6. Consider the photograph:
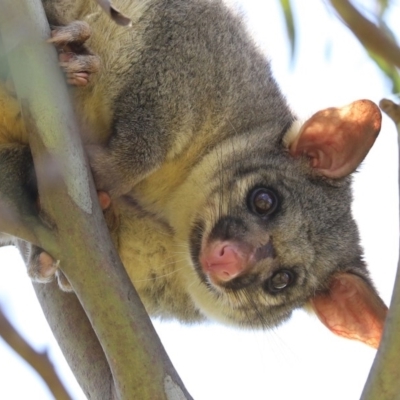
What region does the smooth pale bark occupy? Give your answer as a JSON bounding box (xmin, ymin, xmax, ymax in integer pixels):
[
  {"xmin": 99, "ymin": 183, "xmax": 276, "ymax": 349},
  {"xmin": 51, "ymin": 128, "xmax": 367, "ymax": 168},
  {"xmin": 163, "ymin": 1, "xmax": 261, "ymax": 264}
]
[
  {"xmin": 0, "ymin": 1, "xmax": 192, "ymax": 399},
  {"xmin": 361, "ymin": 99, "xmax": 400, "ymax": 400}
]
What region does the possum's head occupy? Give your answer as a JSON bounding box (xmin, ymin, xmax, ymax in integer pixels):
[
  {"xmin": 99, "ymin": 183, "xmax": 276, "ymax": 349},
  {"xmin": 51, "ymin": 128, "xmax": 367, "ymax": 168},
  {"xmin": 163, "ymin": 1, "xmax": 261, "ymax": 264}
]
[{"xmin": 182, "ymin": 100, "xmax": 387, "ymax": 348}]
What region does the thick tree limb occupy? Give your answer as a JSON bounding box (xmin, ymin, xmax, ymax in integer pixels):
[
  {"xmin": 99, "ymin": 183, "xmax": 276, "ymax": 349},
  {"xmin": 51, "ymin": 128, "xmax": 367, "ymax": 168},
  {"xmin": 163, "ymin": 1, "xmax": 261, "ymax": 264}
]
[
  {"xmin": 0, "ymin": 204, "xmax": 42, "ymax": 246},
  {"xmin": 0, "ymin": 1, "xmax": 192, "ymax": 399},
  {"xmin": 361, "ymin": 99, "xmax": 400, "ymax": 400},
  {"xmin": 19, "ymin": 250, "xmax": 118, "ymax": 400}
]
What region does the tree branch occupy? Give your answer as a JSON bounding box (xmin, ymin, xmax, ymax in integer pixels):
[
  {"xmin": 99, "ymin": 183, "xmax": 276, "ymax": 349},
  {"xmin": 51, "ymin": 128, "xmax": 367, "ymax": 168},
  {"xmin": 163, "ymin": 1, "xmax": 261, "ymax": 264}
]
[
  {"xmin": 0, "ymin": 202, "xmax": 41, "ymax": 246},
  {"xmin": 329, "ymin": 0, "xmax": 400, "ymax": 68},
  {"xmin": 0, "ymin": 304, "xmax": 73, "ymax": 400},
  {"xmin": 0, "ymin": 1, "xmax": 192, "ymax": 399},
  {"xmin": 361, "ymin": 99, "xmax": 400, "ymax": 400}
]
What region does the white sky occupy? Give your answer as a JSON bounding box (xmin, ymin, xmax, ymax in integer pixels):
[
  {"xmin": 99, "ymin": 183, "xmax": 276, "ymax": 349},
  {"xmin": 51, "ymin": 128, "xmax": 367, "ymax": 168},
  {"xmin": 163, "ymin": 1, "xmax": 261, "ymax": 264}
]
[{"xmin": 1, "ymin": 1, "xmax": 399, "ymax": 399}]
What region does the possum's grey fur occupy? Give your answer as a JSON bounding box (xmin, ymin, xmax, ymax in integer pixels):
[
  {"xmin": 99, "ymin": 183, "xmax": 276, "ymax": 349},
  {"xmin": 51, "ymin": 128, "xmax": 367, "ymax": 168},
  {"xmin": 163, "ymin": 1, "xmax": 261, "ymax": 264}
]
[{"xmin": 0, "ymin": 0, "xmax": 385, "ymax": 335}]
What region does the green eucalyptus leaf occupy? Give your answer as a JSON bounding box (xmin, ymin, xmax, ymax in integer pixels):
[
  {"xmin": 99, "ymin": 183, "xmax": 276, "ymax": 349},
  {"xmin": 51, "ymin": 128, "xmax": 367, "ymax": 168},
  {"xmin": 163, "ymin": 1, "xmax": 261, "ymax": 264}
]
[
  {"xmin": 378, "ymin": 0, "xmax": 390, "ymax": 18},
  {"xmin": 279, "ymin": 0, "xmax": 296, "ymax": 62},
  {"xmin": 367, "ymin": 49, "xmax": 400, "ymax": 93}
]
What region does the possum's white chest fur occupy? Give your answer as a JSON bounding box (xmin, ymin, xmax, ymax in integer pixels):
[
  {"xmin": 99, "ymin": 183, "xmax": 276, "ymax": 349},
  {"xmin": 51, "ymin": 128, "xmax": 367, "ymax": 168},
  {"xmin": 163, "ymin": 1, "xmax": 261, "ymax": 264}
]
[{"xmin": 116, "ymin": 197, "xmax": 204, "ymax": 322}]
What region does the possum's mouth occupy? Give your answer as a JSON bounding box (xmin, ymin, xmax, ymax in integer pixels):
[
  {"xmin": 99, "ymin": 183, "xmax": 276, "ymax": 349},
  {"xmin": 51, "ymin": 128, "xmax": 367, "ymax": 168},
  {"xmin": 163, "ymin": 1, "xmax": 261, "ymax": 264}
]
[
  {"xmin": 189, "ymin": 218, "xmax": 208, "ymax": 284},
  {"xmin": 189, "ymin": 216, "xmax": 277, "ymax": 291},
  {"xmin": 188, "ymin": 217, "xmax": 251, "ymax": 287}
]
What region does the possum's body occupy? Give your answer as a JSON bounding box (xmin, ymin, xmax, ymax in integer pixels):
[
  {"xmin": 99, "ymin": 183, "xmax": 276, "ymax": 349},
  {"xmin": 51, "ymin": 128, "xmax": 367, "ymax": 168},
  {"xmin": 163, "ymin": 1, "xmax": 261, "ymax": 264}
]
[
  {"xmin": 44, "ymin": 0, "xmax": 298, "ymax": 325},
  {"xmin": 0, "ymin": 0, "xmax": 387, "ymax": 343}
]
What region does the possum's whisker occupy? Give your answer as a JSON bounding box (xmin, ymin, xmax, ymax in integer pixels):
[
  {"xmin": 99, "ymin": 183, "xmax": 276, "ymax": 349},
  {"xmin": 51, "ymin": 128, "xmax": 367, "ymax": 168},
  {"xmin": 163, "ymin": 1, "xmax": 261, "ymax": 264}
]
[
  {"xmin": 215, "ymin": 143, "xmax": 225, "ymax": 222},
  {"xmin": 131, "ymin": 261, "xmax": 188, "ymax": 283},
  {"xmin": 186, "ymin": 278, "xmax": 202, "ymax": 292},
  {"xmin": 152, "ymin": 228, "xmax": 174, "ymax": 237},
  {"xmin": 172, "ymin": 244, "xmax": 189, "ymax": 254},
  {"xmin": 171, "ymin": 240, "xmax": 190, "ymax": 249},
  {"xmin": 226, "ymin": 117, "xmax": 239, "ymax": 136},
  {"xmin": 242, "ymin": 289, "xmax": 269, "ymax": 330},
  {"xmin": 228, "ymin": 134, "xmax": 238, "ymax": 215},
  {"xmin": 231, "ymin": 290, "xmax": 260, "ymax": 330},
  {"xmin": 169, "ymin": 251, "xmax": 189, "ymax": 256},
  {"xmin": 158, "ymin": 256, "xmax": 188, "ymax": 268},
  {"xmin": 234, "ymin": 289, "xmax": 257, "ymax": 329}
]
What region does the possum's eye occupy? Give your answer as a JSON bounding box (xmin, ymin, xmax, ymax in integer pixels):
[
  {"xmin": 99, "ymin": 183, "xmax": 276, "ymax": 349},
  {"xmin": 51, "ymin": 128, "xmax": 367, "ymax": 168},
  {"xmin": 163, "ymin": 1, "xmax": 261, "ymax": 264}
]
[
  {"xmin": 248, "ymin": 187, "xmax": 278, "ymax": 216},
  {"xmin": 265, "ymin": 270, "xmax": 295, "ymax": 293}
]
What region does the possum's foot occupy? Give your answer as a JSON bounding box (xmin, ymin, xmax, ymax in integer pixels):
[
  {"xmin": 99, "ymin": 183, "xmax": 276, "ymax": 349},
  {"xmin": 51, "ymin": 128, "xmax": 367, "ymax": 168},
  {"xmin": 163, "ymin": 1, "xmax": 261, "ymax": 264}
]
[
  {"xmin": 27, "ymin": 248, "xmax": 74, "ymax": 292},
  {"xmin": 28, "ymin": 190, "xmax": 115, "ymax": 291},
  {"xmin": 48, "ymin": 21, "xmax": 91, "ymax": 45},
  {"xmin": 28, "ymin": 248, "xmax": 59, "ymax": 283},
  {"xmin": 58, "ymin": 53, "xmax": 100, "ymax": 86},
  {"xmin": 27, "ymin": 246, "xmax": 75, "ymax": 291},
  {"xmin": 48, "ymin": 21, "xmax": 100, "ymax": 87}
]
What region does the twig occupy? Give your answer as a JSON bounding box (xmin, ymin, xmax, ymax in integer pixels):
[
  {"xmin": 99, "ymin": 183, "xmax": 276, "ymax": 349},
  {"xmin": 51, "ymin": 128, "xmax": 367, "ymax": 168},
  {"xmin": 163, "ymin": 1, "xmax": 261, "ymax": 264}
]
[
  {"xmin": 0, "ymin": 305, "xmax": 73, "ymax": 400},
  {"xmin": 329, "ymin": 0, "xmax": 400, "ymax": 68},
  {"xmin": 380, "ymin": 99, "xmax": 400, "ymax": 127}
]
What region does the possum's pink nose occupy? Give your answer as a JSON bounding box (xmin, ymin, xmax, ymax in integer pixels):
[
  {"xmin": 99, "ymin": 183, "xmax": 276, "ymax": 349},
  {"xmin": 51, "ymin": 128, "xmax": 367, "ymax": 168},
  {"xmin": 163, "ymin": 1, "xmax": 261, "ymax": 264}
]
[{"xmin": 200, "ymin": 242, "xmax": 246, "ymax": 282}]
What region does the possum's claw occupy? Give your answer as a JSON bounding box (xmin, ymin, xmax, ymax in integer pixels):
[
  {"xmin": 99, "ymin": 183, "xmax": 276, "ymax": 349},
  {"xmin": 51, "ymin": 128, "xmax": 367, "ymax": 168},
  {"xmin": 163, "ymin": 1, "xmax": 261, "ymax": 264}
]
[
  {"xmin": 49, "ymin": 21, "xmax": 100, "ymax": 87},
  {"xmin": 48, "ymin": 21, "xmax": 91, "ymax": 46},
  {"xmin": 59, "ymin": 53, "xmax": 100, "ymax": 86},
  {"xmin": 55, "ymin": 269, "xmax": 73, "ymax": 292}
]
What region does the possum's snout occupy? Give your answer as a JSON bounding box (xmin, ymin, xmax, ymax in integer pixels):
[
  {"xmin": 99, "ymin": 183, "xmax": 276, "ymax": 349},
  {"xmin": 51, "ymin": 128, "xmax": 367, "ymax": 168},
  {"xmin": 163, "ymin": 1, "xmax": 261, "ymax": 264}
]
[
  {"xmin": 191, "ymin": 212, "xmax": 279, "ymax": 288},
  {"xmin": 200, "ymin": 241, "xmax": 251, "ymax": 282},
  {"xmin": 200, "ymin": 240, "xmax": 276, "ymax": 285}
]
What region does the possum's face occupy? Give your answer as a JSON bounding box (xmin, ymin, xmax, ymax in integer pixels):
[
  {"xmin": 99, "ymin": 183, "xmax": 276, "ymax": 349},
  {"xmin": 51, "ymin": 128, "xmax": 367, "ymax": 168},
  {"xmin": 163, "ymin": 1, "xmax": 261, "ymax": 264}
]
[
  {"xmin": 186, "ymin": 147, "xmax": 364, "ymax": 329},
  {"xmin": 182, "ymin": 100, "xmax": 383, "ymax": 329}
]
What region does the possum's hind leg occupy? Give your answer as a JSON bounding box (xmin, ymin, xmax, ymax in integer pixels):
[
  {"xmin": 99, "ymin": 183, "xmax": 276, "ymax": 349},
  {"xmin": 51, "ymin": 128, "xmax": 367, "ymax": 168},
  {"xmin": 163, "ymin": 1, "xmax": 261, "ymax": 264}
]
[
  {"xmin": 28, "ymin": 248, "xmax": 72, "ymax": 292},
  {"xmin": 27, "ymin": 190, "xmax": 116, "ymax": 292},
  {"xmin": 28, "ymin": 247, "xmax": 59, "ymax": 283},
  {"xmin": 48, "ymin": 21, "xmax": 100, "ymax": 86},
  {"xmin": 0, "ymin": 145, "xmax": 56, "ymax": 287}
]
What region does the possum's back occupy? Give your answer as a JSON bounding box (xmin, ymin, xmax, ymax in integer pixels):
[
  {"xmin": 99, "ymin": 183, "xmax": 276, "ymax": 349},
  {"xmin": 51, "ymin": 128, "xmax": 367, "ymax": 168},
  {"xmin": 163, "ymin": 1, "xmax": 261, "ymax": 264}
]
[{"xmin": 45, "ymin": 0, "xmax": 293, "ymax": 149}]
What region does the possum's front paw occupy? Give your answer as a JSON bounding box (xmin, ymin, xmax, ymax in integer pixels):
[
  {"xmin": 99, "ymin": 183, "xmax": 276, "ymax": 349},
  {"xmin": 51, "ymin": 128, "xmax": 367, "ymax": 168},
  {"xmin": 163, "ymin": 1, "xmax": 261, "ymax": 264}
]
[{"xmin": 48, "ymin": 21, "xmax": 100, "ymax": 87}]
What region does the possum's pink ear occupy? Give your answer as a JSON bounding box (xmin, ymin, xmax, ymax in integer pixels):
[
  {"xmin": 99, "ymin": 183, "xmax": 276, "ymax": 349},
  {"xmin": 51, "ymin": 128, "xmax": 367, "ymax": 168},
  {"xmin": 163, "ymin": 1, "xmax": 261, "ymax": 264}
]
[
  {"xmin": 288, "ymin": 100, "xmax": 381, "ymax": 178},
  {"xmin": 310, "ymin": 273, "xmax": 387, "ymax": 348}
]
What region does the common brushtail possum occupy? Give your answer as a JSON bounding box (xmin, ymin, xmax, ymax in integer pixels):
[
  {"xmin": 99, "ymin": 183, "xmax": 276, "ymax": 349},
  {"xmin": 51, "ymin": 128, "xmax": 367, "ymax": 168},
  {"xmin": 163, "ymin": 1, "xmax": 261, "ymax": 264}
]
[{"xmin": 0, "ymin": 0, "xmax": 387, "ymax": 347}]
